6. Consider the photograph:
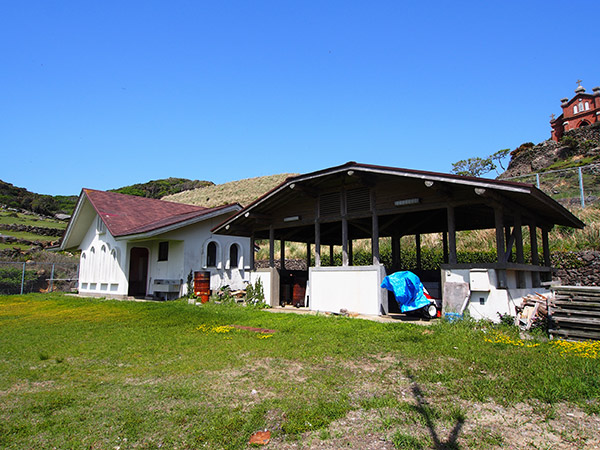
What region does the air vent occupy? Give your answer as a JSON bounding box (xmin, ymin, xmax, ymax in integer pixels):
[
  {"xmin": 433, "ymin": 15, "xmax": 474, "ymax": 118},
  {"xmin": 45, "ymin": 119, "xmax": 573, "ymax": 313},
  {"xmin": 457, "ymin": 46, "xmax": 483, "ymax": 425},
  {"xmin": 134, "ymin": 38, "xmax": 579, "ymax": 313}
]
[
  {"xmin": 319, "ymin": 192, "xmax": 340, "ymax": 216},
  {"xmin": 346, "ymin": 188, "xmax": 371, "ymax": 213}
]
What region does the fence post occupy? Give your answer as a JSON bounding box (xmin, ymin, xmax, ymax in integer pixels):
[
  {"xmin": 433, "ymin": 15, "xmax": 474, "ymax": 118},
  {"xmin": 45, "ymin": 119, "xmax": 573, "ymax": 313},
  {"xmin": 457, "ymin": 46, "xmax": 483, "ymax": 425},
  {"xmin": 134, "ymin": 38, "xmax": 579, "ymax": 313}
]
[
  {"xmin": 49, "ymin": 263, "xmax": 55, "ymax": 293},
  {"xmin": 578, "ymin": 166, "xmax": 585, "ymax": 208},
  {"xmin": 20, "ymin": 263, "xmax": 26, "ymax": 295}
]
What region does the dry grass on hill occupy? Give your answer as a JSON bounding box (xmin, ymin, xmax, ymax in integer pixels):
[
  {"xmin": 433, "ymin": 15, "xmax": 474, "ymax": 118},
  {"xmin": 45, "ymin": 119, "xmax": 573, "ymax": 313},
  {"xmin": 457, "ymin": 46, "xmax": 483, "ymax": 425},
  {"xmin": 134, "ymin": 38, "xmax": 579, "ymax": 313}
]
[{"xmin": 162, "ymin": 173, "xmax": 297, "ymax": 208}]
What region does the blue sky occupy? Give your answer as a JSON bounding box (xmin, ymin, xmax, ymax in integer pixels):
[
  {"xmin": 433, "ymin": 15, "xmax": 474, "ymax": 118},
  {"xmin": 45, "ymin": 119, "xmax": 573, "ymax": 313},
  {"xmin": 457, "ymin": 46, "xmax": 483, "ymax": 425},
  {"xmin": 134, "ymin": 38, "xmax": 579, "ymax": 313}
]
[{"xmin": 1, "ymin": 1, "xmax": 599, "ymax": 196}]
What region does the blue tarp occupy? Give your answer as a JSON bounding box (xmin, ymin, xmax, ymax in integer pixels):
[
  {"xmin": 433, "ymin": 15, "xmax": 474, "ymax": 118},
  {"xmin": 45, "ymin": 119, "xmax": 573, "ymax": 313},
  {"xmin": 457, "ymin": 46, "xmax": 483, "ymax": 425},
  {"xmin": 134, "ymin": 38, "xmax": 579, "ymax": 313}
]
[{"xmin": 381, "ymin": 271, "xmax": 431, "ymax": 313}]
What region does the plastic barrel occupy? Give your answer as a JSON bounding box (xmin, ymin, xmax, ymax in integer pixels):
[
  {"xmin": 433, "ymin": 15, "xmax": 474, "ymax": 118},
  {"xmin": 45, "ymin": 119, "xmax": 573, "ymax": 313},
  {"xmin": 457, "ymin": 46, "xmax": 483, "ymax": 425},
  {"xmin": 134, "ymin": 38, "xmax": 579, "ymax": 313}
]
[{"xmin": 194, "ymin": 271, "xmax": 211, "ymax": 303}]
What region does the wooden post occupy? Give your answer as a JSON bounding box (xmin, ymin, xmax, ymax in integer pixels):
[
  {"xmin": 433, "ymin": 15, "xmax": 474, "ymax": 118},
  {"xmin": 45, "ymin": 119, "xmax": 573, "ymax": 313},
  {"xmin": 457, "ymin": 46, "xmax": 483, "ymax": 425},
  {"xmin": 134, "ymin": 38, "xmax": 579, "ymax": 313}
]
[
  {"xmin": 280, "ymin": 240, "xmax": 285, "ymax": 271},
  {"xmin": 371, "ymin": 190, "xmax": 380, "ymax": 265},
  {"xmin": 372, "ymin": 215, "xmax": 380, "ymax": 265},
  {"xmin": 442, "ymin": 232, "xmax": 448, "ymax": 264},
  {"xmin": 494, "ymin": 207, "xmax": 506, "ymax": 263},
  {"xmin": 447, "ymin": 206, "xmax": 457, "ymax": 265},
  {"xmin": 392, "ymin": 233, "xmax": 400, "ymax": 271},
  {"xmin": 342, "ymin": 218, "xmax": 349, "ymax": 266},
  {"xmin": 542, "ymin": 227, "xmax": 551, "ymax": 267},
  {"xmin": 306, "ymin": 242, "xmax": 311, "ymax": 269},
  {"xmin": 315, "ymin": 222, "xmax": 321, "ymax": 267},
  {"xmin": 348, "ymin": 239, "xmax": 353, "ymax": 266},
  {"xmin": 250, "ymin": 233, "xmax": 255, "ymax": 271},
  {"xmin": 514, "ymin": 215, "xmax": 524, "ymax": 263},
  {"xmin": 416, "ymin": 234, "xmax": 422, "ymax": 270},
  {"xmin": 514, "ymin": 213, "xmax": 524, "ymax": 288},
  {"xmin": 341, "ymin": 188, "xmax": 349, "ymax": 266},
  {"xmin": 269, "ymin": 226, "xmax": 275, "ymax": 268},
  {"xmin": 505, "ymin": 225, "xmax": 512, "ymax": 260},
  {"xmin": 529, "ymin": 223, "xmax": 540, "ymax": 287},
  {"xmin": 494, "ymin": 206, "xmax": 507, "ymax": 288}
]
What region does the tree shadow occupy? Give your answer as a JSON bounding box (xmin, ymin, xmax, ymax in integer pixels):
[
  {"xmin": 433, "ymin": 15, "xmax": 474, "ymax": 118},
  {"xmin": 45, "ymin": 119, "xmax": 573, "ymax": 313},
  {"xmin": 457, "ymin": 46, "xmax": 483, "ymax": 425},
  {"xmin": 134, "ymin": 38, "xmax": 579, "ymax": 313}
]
[{"xmin": 406, "ymin": 370, "xmax": 465, "ymax": 450}]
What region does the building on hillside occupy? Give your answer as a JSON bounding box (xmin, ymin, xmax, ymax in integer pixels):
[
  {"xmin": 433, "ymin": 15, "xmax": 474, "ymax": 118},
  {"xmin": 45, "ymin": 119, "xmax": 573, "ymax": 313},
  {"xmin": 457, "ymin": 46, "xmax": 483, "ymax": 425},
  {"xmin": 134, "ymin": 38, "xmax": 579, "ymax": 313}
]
[
  {"xmin": 214, "ymin": 162, "xmax": 584, "ymax": 322},
  {"xmin": 59, "ymin": 189, "xmax": 251, "ymax": 299},
  {"xmin": 550, "ymin": 81, "xmax": 600, "ymax": 141}
]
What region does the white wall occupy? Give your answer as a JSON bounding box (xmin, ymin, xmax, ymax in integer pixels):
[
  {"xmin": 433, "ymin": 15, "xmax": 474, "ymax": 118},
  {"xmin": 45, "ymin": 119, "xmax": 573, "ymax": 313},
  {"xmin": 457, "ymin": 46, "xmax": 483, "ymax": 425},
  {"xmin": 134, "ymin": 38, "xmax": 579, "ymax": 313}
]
[
  {"xmin": 442, "ymin": 268, "xmax": 550, "ymax": 322},
  {"xmin": 77, "ymin": 212, "xmax": 251, "ymax": 299},
  {"xmin": 78, "ymin": 217, "xmax": 128, "ymax": 296},
  {"xmin": 309, "ymin": 265, "xmax": 387, "ymax": 316},
  {"xmin": 149, "ymin": 216, "xmax": 251, "ymax": 295}
]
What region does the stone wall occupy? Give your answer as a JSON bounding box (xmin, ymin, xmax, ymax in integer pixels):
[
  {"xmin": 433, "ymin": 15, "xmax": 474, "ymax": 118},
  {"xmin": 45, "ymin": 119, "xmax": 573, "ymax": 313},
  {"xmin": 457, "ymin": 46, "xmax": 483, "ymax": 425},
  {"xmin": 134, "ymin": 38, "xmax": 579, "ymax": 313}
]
[
  {"xmin": 0, "ymin": 223, "xmax": 64, "ymax": 237},
  {"xmin": 554, "ymin": 250, "xmax": 600, "ymax": 286}
]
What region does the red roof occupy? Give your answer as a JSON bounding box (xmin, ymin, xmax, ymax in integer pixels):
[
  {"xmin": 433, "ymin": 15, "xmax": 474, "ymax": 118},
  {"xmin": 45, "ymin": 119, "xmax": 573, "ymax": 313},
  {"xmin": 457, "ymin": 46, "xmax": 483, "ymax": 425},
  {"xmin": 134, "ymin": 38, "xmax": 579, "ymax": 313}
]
[{"xmin": 83, "ymin": 189, "xmax": 235, "ymax": 237}]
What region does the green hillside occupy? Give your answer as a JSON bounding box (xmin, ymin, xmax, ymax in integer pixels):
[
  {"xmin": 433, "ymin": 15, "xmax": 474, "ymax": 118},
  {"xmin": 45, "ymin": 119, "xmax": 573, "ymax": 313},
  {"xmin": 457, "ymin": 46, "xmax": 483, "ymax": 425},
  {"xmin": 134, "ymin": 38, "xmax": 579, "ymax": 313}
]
[
  {"xmin": 0, "ymin": 180, "xmax": 78, "ymax": 217},
  {"xmin": 163, "ymin": 173, "xmax": 296, "ymax": 208},
  {"xmin": 110, "ymin": 177, "xmax": 214, "ymax": 199}
]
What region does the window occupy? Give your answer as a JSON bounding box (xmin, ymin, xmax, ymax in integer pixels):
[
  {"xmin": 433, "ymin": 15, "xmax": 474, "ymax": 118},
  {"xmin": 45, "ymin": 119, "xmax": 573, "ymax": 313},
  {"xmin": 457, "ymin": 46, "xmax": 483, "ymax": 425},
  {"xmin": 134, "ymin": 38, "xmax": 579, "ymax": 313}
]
[
  {"xmin": 574, "ymin": 105, "xmax": 578, "ymax": 114},
  {"xmin": 96, "ymin": 216, "xmax": 105, "ymax": 234},
  {"xmin": 229, "ymin": 244, "xmax": 239, "ymax": 269},
  {"xmin": 158, "ymin": 242, "xmax": 169, "ymax": 261},
  {"xmin": 207, "ymin": 241, "xmax": 217, "ymax": 267},
  {"xmin": 585, "ymin": 102, "xmax": 590, "ymax": 111}
]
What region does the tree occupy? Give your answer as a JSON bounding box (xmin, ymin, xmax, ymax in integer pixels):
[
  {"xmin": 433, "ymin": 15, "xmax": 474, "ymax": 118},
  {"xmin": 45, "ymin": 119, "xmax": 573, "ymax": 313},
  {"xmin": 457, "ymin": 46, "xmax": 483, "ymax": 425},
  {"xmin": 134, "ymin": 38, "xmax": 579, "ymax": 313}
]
[
  {"xmin": 451, "ymin": 149, "xmax": 510, "ymax": 177},
  {"xmin": 451, "ymin": 157, "xmax": 495, "ymax": 177}
]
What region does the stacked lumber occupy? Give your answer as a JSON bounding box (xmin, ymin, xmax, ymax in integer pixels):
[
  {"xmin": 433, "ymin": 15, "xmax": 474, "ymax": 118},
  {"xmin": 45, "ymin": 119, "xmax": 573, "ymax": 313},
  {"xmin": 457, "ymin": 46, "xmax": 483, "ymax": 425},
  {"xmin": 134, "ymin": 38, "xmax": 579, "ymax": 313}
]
[
  {"xmin": 515, "ymin": 292, "xmax": 552, "ymax": 330},
  {"xmin": 549, "ymin": 286, "xmax": 600, "ymax": 341}
]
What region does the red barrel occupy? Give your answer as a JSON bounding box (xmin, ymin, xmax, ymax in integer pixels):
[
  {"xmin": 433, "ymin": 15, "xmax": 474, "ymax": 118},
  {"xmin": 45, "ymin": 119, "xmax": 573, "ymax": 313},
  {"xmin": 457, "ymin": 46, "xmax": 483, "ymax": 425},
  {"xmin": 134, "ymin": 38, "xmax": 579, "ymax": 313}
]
[
  {"xmin": 194, "ymin": 271, "xmax": 211, "ymax": 303},
  {"xmin": 292, "ymin": 281, "xmax": 306, "ymax": 307}
]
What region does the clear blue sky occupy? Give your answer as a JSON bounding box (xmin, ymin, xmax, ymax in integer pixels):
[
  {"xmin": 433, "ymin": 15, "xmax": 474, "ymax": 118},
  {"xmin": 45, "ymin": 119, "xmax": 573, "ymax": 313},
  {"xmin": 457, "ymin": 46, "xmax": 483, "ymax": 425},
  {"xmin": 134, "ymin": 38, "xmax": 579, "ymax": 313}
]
[{"xmin": 2, "ymin": 0, "xmax": 599, "ymax": 196}]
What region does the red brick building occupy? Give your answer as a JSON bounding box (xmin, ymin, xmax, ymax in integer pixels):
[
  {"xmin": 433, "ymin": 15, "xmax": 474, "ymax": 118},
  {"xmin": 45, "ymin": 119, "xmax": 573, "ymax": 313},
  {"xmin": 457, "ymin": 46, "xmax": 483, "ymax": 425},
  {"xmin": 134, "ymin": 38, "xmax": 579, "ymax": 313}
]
[{"xmin": 550, "ymin": 82, "xmax": 600, "ymax": 141}]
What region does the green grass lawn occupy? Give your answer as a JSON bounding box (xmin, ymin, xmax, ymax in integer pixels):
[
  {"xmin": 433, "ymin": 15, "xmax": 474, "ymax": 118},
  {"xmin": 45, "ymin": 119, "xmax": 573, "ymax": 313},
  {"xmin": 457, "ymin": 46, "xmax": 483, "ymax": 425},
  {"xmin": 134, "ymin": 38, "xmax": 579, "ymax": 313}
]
[
  {"xmin": 0, "ymin": 230, "xmax": 57, "ymax": 242},
  {"xmin": 1, "ymin": 294, "xmax": 599, "ymax": 450},
  {"xmin": 0, "ymin": 211, "xmax": 66, "ymax": 229}
]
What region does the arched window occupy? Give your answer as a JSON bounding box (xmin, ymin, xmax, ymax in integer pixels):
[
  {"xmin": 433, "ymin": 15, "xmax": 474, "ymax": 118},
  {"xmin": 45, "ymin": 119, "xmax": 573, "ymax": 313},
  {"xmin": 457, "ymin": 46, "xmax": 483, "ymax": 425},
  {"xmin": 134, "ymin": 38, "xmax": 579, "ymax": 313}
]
[
  {"xmin": 229, "ymin": 244, "xmax": 239, "ymax": 269},
  {"xmin": 574, "ymin": 105, "xmax": 578, "ymax": 114},
  {"xmin": 80, "ymin": 252, "xmax": 87, "ymax": 282},
  {"xmin": 207, "ymin": 241, "xmax": 217, "ymax": 267},
  {"xmin": 585, "ymin": 102, "xmax": 590, "ymax": 111}
]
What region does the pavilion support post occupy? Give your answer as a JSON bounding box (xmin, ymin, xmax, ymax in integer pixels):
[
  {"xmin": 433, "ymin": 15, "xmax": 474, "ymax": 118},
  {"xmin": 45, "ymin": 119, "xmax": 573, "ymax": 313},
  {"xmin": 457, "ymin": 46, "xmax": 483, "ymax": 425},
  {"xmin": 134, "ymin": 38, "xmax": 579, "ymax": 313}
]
[
  {"xmin": 392, "ymin": 233, "xmax": 400, "ymax": 271},
  {"xmin": 250, "ymin": 233, "xmax": 255, "ymax": 271},
  {"xmin": 280, "ymin": 240, "xmax": 285, "ymax": 271},
  {"xmin": 529, "ymin": 223, "xmax": 541, "ymax": 287},
  {"xmin": 542, "ymin": 227, "xmax": 551, "ymax": 283},
  {"xmin": 342, "ymin": 218, "xmax": 349, "ymax": 266},
  {"xmin": 542, "ymin": 227, "xmax": 551, "ymax": 267},
  {"xmin": 494, "ymin": 206, "xmax": 507, "ymax": 288},
  {"xmin": 348, "ymin": 239, "xmax": 353, "ymax": 266},
  {"xmin": 505, "ymin": 226, "xmax": 512, "ymax": 261},
  {"xmin": 269, "ymin": 226, "xmax": 275, "ymax": 268},
  {"xmin": 415, "ymin": 234, "xmax": 422, "ymax": 271},
  {"xmin": 372, "ymin": 213, "xmax": 380, "ymax": 265},
  {"xmin": 306, "ymin": 243, "xmax": 311, "ymax": 269},
  {"xmin": 514, "ymin": 214, "xmax": 525, "ymax": 288},
  {"xmin": 442, "ymin": 232, "xmax": 448, "ymax": 264},
  {"xmin": 371, "ymin": 190, "xmax": 380, "ymax": 266},
  {"xmin": 329, "ymin": 244, "xmax": 334, "ymax": 266},
  {"xmin": 447, "ymin": 206, "xmax": 457, "ymax": 265},
  {"xmin": 314, "ymin": 222, "xmax": 321, "ymax": 267}
]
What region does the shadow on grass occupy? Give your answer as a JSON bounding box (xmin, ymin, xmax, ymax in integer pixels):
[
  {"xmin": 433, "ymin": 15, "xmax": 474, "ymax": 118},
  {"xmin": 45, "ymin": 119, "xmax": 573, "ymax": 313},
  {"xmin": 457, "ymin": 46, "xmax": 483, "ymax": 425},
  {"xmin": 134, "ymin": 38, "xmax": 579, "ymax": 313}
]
[{"xmin": 406, "ymin": 370, "xmax": 465, "ymax": 450}]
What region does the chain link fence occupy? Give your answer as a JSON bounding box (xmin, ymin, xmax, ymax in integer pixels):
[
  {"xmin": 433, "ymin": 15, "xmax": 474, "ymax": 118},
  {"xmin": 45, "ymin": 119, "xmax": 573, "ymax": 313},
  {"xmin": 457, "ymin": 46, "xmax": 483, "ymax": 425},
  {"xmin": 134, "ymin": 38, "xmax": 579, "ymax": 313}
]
[
  {"xmin": 0, "ymin": 261, "xmax": 79, "ymax": 295},
  {"xmin": 505, "ymin": 163, "xmax": 600, "ymax": 208}
]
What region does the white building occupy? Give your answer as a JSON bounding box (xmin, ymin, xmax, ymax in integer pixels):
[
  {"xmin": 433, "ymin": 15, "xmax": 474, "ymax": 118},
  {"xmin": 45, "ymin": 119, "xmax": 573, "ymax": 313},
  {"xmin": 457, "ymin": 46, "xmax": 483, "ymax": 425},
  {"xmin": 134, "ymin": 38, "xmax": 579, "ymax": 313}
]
[{"xmin": 59, "ymin": 189, "xmax": 251, "ymax": 299}]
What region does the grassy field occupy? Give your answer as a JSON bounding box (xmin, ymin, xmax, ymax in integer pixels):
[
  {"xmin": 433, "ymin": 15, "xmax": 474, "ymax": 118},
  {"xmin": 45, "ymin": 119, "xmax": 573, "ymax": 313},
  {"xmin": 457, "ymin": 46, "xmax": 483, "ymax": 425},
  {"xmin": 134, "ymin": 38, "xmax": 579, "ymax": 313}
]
[
  {"xmin": 163, "ymin": 173, "xmax": 297, "ymax": 208},
  {"xmin": 1, "ymin": 294, "xmax": 599, "ymax": 449},
  {"xmin": 0, "ymin": 211, "xmax": 66, "ymax": 229}
]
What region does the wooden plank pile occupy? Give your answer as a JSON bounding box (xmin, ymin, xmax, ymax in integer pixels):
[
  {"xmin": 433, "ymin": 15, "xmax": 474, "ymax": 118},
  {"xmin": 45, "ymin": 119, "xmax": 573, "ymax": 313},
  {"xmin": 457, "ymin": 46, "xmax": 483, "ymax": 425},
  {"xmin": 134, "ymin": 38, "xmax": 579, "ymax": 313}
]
[
  {"xmin": 549, "ymin": 286, "xmax": 600, "ymax": 341},
  {"xmin": 515, "ymin": 292, "xmax": 552, "ymax": 330}
]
